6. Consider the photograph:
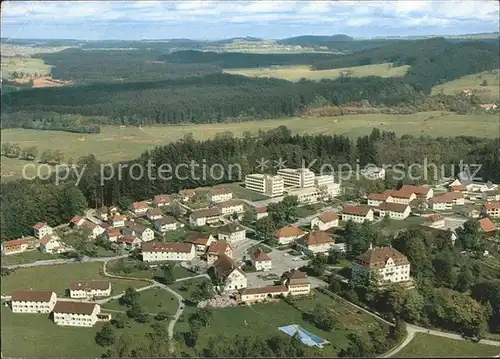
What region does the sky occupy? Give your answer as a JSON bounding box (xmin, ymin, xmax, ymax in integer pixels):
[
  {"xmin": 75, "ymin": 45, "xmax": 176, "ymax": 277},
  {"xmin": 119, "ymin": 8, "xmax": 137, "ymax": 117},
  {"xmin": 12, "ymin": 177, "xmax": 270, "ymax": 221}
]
[{"xmin": 1, "ymin": 1, "xmax": 499, "ymax": 41}]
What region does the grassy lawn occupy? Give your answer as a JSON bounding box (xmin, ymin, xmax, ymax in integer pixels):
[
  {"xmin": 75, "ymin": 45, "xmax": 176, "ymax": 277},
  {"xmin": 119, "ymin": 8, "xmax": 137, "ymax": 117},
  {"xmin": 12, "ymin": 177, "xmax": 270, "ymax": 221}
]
[
  {"xmin": 0, "ymin": 262, "xmax": 148, "ymax": 297},
  {"xmin": 106, "ymin": 258, "xmax": 194, "ymax": 281},
  {"xmin": 170, "ymin": 277, "xmax": 206, "ymax": 302},
  {"xmin": 102, "ymin": 287, "xmax": 179, "ymax": 315},
  {"xmin": 223, "ymin": 63, "xmax": 410, "ymax": 82},
  {"xmin": 374, "ymin": 216, "xmax": 426, "ymax": 232},
  {"xmin": 162, "ymin": 228, "xmax": 189, "ymax": 242},
  {"xmin": 296, "ymin": 203, "xmax": 325, "ymax": 218},
  {"xmin": 431, "ymin": 69, "xmax": 500, "ymax": 102},
  {"xmin": 178, "ymin": 292, "xmax": 388, "ymax": 356},
  {"xmin": 398, "ymin": 333, "xmax": 500, "ymax": 357},
  {"xmin": 1, "ymin": 250, "xmax": 62, "ymax": 266}
]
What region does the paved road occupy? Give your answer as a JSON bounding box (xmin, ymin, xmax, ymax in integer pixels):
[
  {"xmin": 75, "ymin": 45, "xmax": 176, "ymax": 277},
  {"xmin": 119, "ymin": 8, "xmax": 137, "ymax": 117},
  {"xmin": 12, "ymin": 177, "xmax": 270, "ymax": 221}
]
[
  {"xmin": 156, "ymin": 282, "xmax": 185, "ymax": 339},
  {"xmin": 4, "ymin": 254, "xmax": 129, "ymax": 269}
]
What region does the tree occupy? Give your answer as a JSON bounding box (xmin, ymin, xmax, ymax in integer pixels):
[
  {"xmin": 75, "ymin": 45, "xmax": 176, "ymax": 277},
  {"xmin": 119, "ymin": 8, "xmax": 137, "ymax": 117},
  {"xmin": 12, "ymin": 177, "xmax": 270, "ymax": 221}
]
[
  {"xmin": 154, "ymin": 311, "xmax": 170, "ymax": 321},
  {"xmin": 327, "ymin": 247, "xmax": 342, "ymax": 265},
  {"xmin": 255, "ymin": 216, "xmax": 277, "ymax": 243},
  {"xmin": 95, "ymin": 323, "xmax": 116, "ymax": 346},
  {"xmin": 339, "ymin": 333, "xmax": 373, "ymax": 357},
  {"xmin": 455, "ymin": 265, "xmax": 474, "ymax": 293},
  {"xmin": 309, "ymin": 253, "xmax": 327, "ymax": 277},
  {"xmin": 112, "ymin": 313, "xmax": 127, "ymax": 328},
  {"xmin": 162, "ymin": 265, "xmax": 175, "ymax": 285},
  {"xmin": 121, "ymin": 287, "xmax": 140, "ymax": 306},
  {"xmin": 306, "ymin": 304, "xmax": 336, "ymax": 331},
  {"xmin": 192, "ymin": 279, "xmax": 215, "ymax": 302},
  {"xmin": 127, "ymin": 302, "xmax": 149, "ymax": 323},
  {"xmin": 189, "ymin": 308, "xmax": 213, "ymax": 328},
  {"xmin": 241, "ymin": 207, "xmax": 256, "ymax": 225},
  {"xmin": 21, "ymin": 146, "xmax": 37, "ymax": 161},
  {"xmin": 40, "ymin": 149, "xmax": 53, "ymax": 164}
]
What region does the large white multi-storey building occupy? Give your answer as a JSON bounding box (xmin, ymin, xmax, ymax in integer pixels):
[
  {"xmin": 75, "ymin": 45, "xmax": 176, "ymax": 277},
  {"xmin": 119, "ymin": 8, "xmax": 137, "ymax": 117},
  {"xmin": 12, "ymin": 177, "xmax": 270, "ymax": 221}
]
[
  {"xmin": 11, "ymin": 290, "xmax": 57, "ymax": 314},
  {"xmin": 352, "ymin": 247, "xmax": 411, "ymax": 284},
  {"xmin": 53, "ymin": 301, "xmax": 101, "ymax": 327},
  {"xmin": 277, "ymin": 168, "xmax": 315, "ymax": 188},
  {"xmin": 141, "ymin": 242, "xmax": 196, "ymax": 262},
  {"xmin": 69, "ymin": 281, "xmax": 112, "ymax": 299},
  {"xmin": 244, "ymin": 174, "xmax": 284, "ymax": 197},
  {"xmin": 314, "ymin": 175, "xmax": 335, "ymax": 186}
]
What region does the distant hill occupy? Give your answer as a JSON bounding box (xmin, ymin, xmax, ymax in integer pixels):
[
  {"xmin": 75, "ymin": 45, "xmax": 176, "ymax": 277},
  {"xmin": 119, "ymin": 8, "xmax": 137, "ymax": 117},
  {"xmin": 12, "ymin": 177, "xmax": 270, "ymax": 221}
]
[
  {"xmin": 213, "ymin": 37, "xmax": 263, "ymax": 45},
  {"xmin": 277, "ymin": 34, "xmax": 354, "ymax": 46}
]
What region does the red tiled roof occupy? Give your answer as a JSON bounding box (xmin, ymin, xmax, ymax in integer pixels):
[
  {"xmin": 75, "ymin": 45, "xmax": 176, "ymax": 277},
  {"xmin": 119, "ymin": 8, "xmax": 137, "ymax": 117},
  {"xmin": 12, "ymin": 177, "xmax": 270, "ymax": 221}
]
[
  {"xmin": 255, "ymin": 206, "xmax": 267, "ymax": 213},
  {"xmin": 132, "ymin": 201, "xmax": 149, "ymax": 210},
  {"xmin": 4, "ymin": 239, "xmax": 30, "ymax": 247},
  {"xmin": 33, "ymin": 222, "xmax": 47, "ymax": 230},
  {"xmin": 53, "ymin": 301, "xmax": 97, "ymax": 315},
  {"xmin": 190, "ymin": 207, "xmax": 221, "ymax": 219},
  {"xmin": 71, "ymin": 216, "xmax": 84, "ymax": 225},
  {"xmin": 251, "ymin": 248, "xmax": 271, "ymax": 262},
  {"xmin": 450, "ymin": 184, "xmax": 467, "ymax": 192},
  {"xmin": 207, "ymin": 241, "xmax": 232, "ymax": 255},
  {"xmin": 81, "ymin": 220, "xmax": 97, "ymax": 230},
  {"xmin": 142, "ymin": 242, "xmax": 194, "ymax": 253},
  {"xmin": 209, "ymin": 187, "xmax": 232, "ymax": 196},
  {"xmin": 299, "ymin": 231, "xmax": 334, "ymax": 246},
  {"xmin": 378, "ymin": 202, "xmax": 410, "ymax": 213},
  {"xmin": 154, "ymin": 194, "xmax": 170, "ymax": 203},
  {"xmin": 275, "ymin": 226, "xmax": 305, "ymax": 238},
  {"xmin": 342, "ymin": 205, "xmax": 371, "ymax": 216},
  {"xmin": 147, "ymin": 208, "xmax": 163, "ymax": 217},
  {"xmin": 40, "ymin": 234, "xmax": 56, "ymax": 245},
  {"xmin": 11, "ymin": 290, "xmax": 54, "ymax": 302},
  {"xmin": 106, "ymin": 228, "xmax": 121, "ymax": 237},
  {"xmin": 367, "ymin": 191, "xmax": 393, "ymax": 201},
  {"xmin": 356, "ymin": 247, "xmax": 408, "ymax": 269},
  {"xmin": 483, "ymin": 202, "xmax": 500, "ymax": 210},
  {"xmin": 317, "ymin": 211, "xmax": 339, "ymax": 223},
  {"xmin": 400, "ymin": 185, "xmax": 430, "ymax": 196},
  {"xmin": 478, "ymin": 217, "xmax": 496, "ymax": 233},
  {"xmin": 433, "ymin": 192, "xmax": 464, "ymax": 203},
  {"xmin": 112, "ymin": 214, "xmax": 127, "ymax": 222},
  {"xmin": 118, "ymin": 235, "xmax": 138, "ymax": 244},
  {"xmin": 426, "ymin": 214, "xmax": 444, "ymax": 222},
  {"xmin": 281, "ymin": 270, "xmax": 309, "ymax": 285},
  {"xmin": 389, "ymin": 189, "xmax": 415, "ymax": 199}
]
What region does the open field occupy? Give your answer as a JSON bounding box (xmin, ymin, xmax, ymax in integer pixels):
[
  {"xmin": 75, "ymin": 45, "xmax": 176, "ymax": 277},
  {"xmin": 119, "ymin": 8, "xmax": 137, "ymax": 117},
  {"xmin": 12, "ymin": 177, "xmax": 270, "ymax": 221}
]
[
  {"xmin": 102, "ymin": 287, "xmax": 179, "ymax": 314},
  {"xmin": 1, "ymin": 111, "xmax": 498, "ymax": 182},
  {"xmin": 1, "ymin": 56, "xmax": 52, "ymax": 78},
  {"xmin": 0, "ymin": 262, "xmax": 148, "ymax": 297},
  {"xmin": 432, "ymin": 69, "xmax": 500, "ymax": 102},
  {"xmin": 397, "ymin": 333, "xmax": 500, "ymax": 357},
  {"xmin": 223, "ymin": 63, "xmax": 410, "ymax": 82},
  {"xmin": 1, "ymin": 249, "xmax": 62, "ymax": 267}
]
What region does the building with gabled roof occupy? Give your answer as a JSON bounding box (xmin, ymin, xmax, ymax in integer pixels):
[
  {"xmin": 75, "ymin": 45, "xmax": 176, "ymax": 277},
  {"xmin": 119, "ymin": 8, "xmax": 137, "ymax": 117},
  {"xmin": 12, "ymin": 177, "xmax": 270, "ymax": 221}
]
[
  {"xmin": 53, "ymin": 301, "xmax": 101, "ymax": 327},
  {"xmin": 207, "ymin": 187, "xmax": 233, "ymax": 203},
  {"xmin": 147, "ymin": 208, "xmax": 164, "ymax": 221},
  {"xmin": 239, "ymin": 285, "xmax": 289, "ymax": 303},
  {"xmin": 111, "ymin": 214, "xmax": 127, "ymax": 228},
  {"xmin": 341, "ymin": 206, "xmax": 374, "ymax": 223},
  {"xmin": 280, "ymin": 269, "xmax": 310, "ymax": 296},
  {"xmin": 430, "ymin": 192, "xmax": 465, "ymax": 210},
  {"xmin": 130, "ymin": 201, "xmax": 149, "ymax": 215},
  {"xmin": 2, "ymin": 238, "xmax": 30, "ymax": 255},
  {"xmin": 155, "ymin": 216, "xmax": 182, "ymax": 232},
  {"xmin": 249, "ymin": 248, "xmax": 272, "ymax": 271},
  {"xmin": 33, "ymin": 222, "xmax": 53, "ymax": 240},
  {"xmin": 189, "ymin": 207, "xmax": 221, "ymax": 227},
  {"xmin": 378, "ymin": 202, "xmax": 411, "ymax": 220},
  {"xmin": 153, "ymin": 194, "xmax": 170, "ymax": 207},
  {"xmin": 141, "ymin": 242, "xmax": 195, "ymax": 262},
  {"xmin": 386, "ymin": 189, "xmax": 417, "ymax": 205},
  {"xmin": 478, "ymin": 217, "xmax": 497, "ymax": 233},
  {"xmin": 367, "ymin": 191, "xmax": 393, "ymax": 207},
  {"xmin": 217, "ymin": 199, "xmax": 245, "ymax": 215},
  {"xmin": 482, "ymin": 202, "xmax": 500, "ymax": 218},
  {"xmin": 39, "ymin": 234, "xmax": 65, "ymax": 254},
  {"xmin": 69, "ymin": 281, "xmax": 111, "ymax": 299},
  {"xmin": 400, "ymin": 185, "xmax": 433, "ymax": 199},
  {"xmin": 213, "ymin": 254, "xmax": 247, "ymax": 292},
  {"xmin": 352, "ymin": 246, "xmax": 410, "ymax": 284},
  {"xmin": 218, "ymin": 221, "xmax": 246, "ymax": 243},
  {"xmin": 188, "ymin": 233, "xmax": 216, "ymax": 253},
  {"xmin": 255, "ymin": 206, "xmax": 269, "ymax": 220},
  {"xmin": 206, "ymin": 241, "xmax": 233, "ymax": 264},
  {"xmin": 117, "ymin": 235, "xmax": 141, "ymax": 250},
  {"xmin": 310, "ymin": 211, "xmax": 339, "ymax": 231},
  {"xmin": 11, "ymin": 290, "xmax": 57, "ymax": 313},
  {"xmin": 296, "ymin": 231, "xmax": 334, "ymax": 255},
  {"xmin": 274, "ymin": 226, "xmax": 306, "ymax": 245}
]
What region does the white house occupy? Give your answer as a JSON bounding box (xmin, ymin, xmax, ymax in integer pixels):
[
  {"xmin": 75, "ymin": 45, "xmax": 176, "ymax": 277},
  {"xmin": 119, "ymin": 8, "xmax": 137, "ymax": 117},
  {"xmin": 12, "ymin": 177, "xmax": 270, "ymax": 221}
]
[
  {"xmin": 153, "ymin": 194, "xmax": 170, "ymax": 207},
  {"xmin": 141, "ymin": 242, "xmax": 196, "ymax": 262},
  {"xmin": 425, "ymin": 214, "xmax": 446, "ymax": 228},
  {"xmin": 81, "ymin": 220, "xmax": 105, "ymax": 239},
  {"xmin": 189, "ymin": 207, "xmax": 221, "ymax": 227},
  {"xmin": 217, "ymin": 199, "xmax": 245, "ymax": 215},
  {"xmin": 213, "ymin": 254, "xmax": 247, "ymax": 292},
  {"xmin": 70, "ymin": 215, "xmax": 86, "ymax": 227},
  {"xmin": 321, "ymin": 182, "xmax": 342, "ymax": 199},
  {"xmin": 378, "ymin": 202, "xmax": 411, "ymax": 220},
  {"xmin": 188, "ymin": 233, "xmax": 216, "ymax": 253},
  {"xmin": 53, "ymin": 301, "xmax": 101, "ymax": 327},
  {"xmin": 352, "ymin": 247, "xmax": 411, "ymax": 284},
  {"xmin": 296, "ymin": 231, "xmax": 335, "ymax": 255},
  {"xmin": 249, "ymin": 248, "xmax": 272, "ymax": 271},
  {"xmin": 274, "ymin": 226, "xmax": 306, "ymax": 245},
  {"xmin": 386, "ymin": 190, "xmax": 417, "ymax": 205},
  {"xmin": 33, "ymin": 223, "xmax": 53, "ymax": 240},
  {"xmin": 207, "ymin": 188, "xmax": 233, "ymax": 203},
  {"xmin": 117, "ymin": 235, "xmax": 141, "ymax": 250},
  {"xmin": 430, "ymin": 192, "xmax": 465, "ymax": 210},
  {"xmin": 341, "ymin": 206, "xmax": 374, "ymax": 223},
  {"xmin": 2, "ymin": 239, "xmax": 30, "ymax": 255},
  {"xmin": 130, "ymin": 201, "xmax": 149, "ymax": 215},
  {"xmin": 69, "ymin": 281, "xmax": 111, "ymax": 299},
  {"xmin": 310, "ymin": 211, "xmax": 339, "ymax": 231},
  {"xmin": 11, "ymin": 290, "xmax": 57, "ymax": 314},
  {"xmin": 367, "ymin": 191, "xmax": 392, "ymax": 207},
  {"xmin": 39, "ymin": 235, "xmax": 64, "ymax": 254},
  {"xmin": 255, "ymin": 206, "xmax": 269, "ymax": 220},
  {"xmin": 287, "ymin": 187, "xmax": 321, "ymax": 204},
  {"xmin": 206, "ymin": 242, "xmax": 233, "ymax": 265},
  {"xmin": 239, "ymin": 285, "xmax": 289, "ymax": 303},
  {"xmin": 280, "ymin": 270, "xmax": 311, "ymax": 296},
  {"xmin": 155, "ymin": 216, "xmax": 182, "ymax": 232},
  {"xmin": 179, "ymin": 189, "xmax": 196, "ymax": 203},
  {"xmin": 123, "ymin": 223, "xmax": 155, "ymax": 242},
  {"xmin": 482, "ymin": 202, "xmax": 500, "ymax": 218},
  {"xmin": 218, "ymin": 221, "xmax": 246, "ymax": 243},
  {"xmin": 105, "ymin": 228, "xmax": 121, "ymax": 242},
  {"xmin": 147, "ymin": 208, "xmax": 164, "ymax": 221},
  {"xmin": 111, "ymin": 214, "xmax": 127, "ymax": 228}
]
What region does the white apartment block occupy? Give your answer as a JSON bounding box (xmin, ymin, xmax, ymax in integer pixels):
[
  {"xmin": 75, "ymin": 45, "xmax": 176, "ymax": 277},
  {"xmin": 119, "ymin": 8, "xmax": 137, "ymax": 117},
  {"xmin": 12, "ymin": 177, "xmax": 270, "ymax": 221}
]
[
  {"xmin": 33, "ymin": 223, "xmax": 53, "ymax": 240},
  {"xmin": 378, "ymin": 203, "xmax": 411, "ymax": 220},
  {"xmin": 53, "ymin": 301, "xmax": 101, "ymax": 327},
  {"xmin": 141, "ymin": 242, "xmax": 196, "ymax": 262},
  {"xmin": 352, "ymin": 247, "xmax": 411, "ymax": 284},
  {"xmin": 245, "ymin": 174, "xmax": 284, "ymax": 197},
  {"xmin": 277, "ymin": 168, "xmax": 315, "ymax": 188},
  {"xmin": 11, "ymin": 290, "xmax": 57, "ymax": 314},
  {"xmin": 341, "ymin": 206, "xmax": 374, "ymax": 223},
  {"xmin": 69, "ymin": 281, "xmax": 112, "ymax": 299},
  {"xmin": 314, "ymin": 175, "xmax": 335, "ymax": 186},
  {"xmin": 217, "ymin": 200, "xmax": 245, "ymax": 215}
]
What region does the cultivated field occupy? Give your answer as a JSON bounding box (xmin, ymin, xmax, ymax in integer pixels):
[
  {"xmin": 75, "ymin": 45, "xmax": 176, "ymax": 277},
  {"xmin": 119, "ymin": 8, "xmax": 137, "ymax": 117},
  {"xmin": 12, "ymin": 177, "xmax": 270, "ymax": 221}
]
[
  {"xmin": 223, "ymin": 63, "xmax": 410, "ymax": 82},
  {"xmin": 1, "ymin": 56, "xmax": 52, "ymax": 78},
  {"xmin": 397, "ymin": 333, "xmax": 500, "ymax": 357},
  {"xmin": 432, "ymin": 69, "xmax": 500, "ymax": 102},
  {"xmin": 1, "ymin": 111, "xmax": 498, "ymax": 182}
]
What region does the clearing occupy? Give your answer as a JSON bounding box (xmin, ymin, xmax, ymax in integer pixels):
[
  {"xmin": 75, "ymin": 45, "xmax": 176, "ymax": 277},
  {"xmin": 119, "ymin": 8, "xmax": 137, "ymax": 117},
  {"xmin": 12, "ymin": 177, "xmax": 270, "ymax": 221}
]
[
  {"xmin": 102, "ymin": 287, "xmax": 179, "ymax": 314},
  {"xmin": 223, "ymin": 63, "xmax": 410, "ymax": 82},
  {"xmin": 0, "ymin": 261, "xmax": 148, "ymax": 297},
  {"xmin": 432, "ymin": 69, "xmax": 500, "ymax": 103},
  {"xmin": 397, "ymin": 333, "xmax": 500, "ymax": 357},
  {"xmin": 1, "ymin": 56, "xmax": 52, "ymax": 78}
]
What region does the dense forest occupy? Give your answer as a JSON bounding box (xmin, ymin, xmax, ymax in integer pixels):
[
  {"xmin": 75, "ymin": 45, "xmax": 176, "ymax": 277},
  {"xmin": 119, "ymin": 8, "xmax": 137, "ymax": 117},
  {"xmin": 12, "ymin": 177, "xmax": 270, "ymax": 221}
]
[{"xmin": 2, "ymin": 126, "xmax": 499, "ymax": 240}]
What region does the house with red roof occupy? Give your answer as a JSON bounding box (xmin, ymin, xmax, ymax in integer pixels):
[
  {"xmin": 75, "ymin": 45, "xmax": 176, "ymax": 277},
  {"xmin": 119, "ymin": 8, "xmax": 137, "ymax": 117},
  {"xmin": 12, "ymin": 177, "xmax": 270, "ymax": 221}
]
[
  {"xmin": 33, "ymin": 222, "xmax": 53, "ymax": 240},
  {"xmin": 249, "ymin": 248, "xmax": 272, "ymax": 271},
  {"xmin": 2, "ymin": 238, "xmax": 30, "ymax": 255},
  {"xmin": 478, "ymin": 217, "xmax": 497, "ymax": 233},
  {"xmin": 206, "ymin": 241, "xmax": 233, "ymax": 265},
  {"xmin": 255, "ymin": 206, "xmax": 268, "ymax": 220},
  {"xmin": 482, "ymin": 202, "xmax": 500, "ymax": 218},
  {"xmin": 130, "ymin": 201, "xmax": 149, "ymax": 215},
  {"xmin": 310, "ymin": 211, "xmax": 339, "ymax": 230},
  {"xmin": 430, "ymin": 192, "xmax": 465, "ymax": 210},
  {"xmin": 141, "ymin": 242, "xmax": 195, "ymax": 262},
  {"xmin": 341, "ymin": 206, "xmax": 374, "ymax": 223}
]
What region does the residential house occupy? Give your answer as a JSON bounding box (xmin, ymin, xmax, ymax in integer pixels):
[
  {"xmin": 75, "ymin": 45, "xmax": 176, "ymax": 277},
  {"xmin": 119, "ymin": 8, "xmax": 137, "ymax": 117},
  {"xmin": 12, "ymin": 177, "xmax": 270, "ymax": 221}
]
[
  {"xmin": 425, "ymin": 214, "xmax": 445, "ymax": 228},
  {"xmin": 386, "ymin": 189, "xmax": 417, "ymax": 205},
  {"xmin": 180, "ymin": 189, "xmax": 196, "ymax": 203},
  {"xmin": 400, "ymin": 185, "xmax": 433, "ymax": 199},
  {"xmin": 274, "ymin": 226, "xmax": 306, "ymax": 245},
  {"xmin": 53, "ymin": 301, "xmax": 101, "ymax": 327},
  {"xmin": 378, "ymin": 202, "xmax": 411, "ymax": 220},
  {"xmin": 239, "ymin": 285, "xmax": 289, "ymax": 303},
  {"xmin": 341, "ymin": 206, "xmax": 374, "ymax": 223},
  {"xmin": 96, "ymin": 207, "xmax": 109, "ymax": 221},
  {"xmin": 11, "ymin": 290, "xmax": 57, "ymax": 313},
  {"xmin": 367, "ymin": 191, "xmax": 392, "ymax": 207},
  {"xmin": 352, "ymin": 247, "xmax": 411, "ymax": 284},
  {"xmin": 130, "ymin": 201, "xmax": 149, "ymax": 216},
  {"xmin": 147, "ymin": 208, "xmax": 164, "ymax": 221},
  {"xmin": 217, "ymin": 199, "xmax": 245, "ymax": 215},
  {"xmin": 310, "ymin": 211, "xmax": 339, "ymax": 231},
  {"xmin": 255, "ymin": 206, "xmax": 268, "ymax": 220},
  {"xmin": 117, "ymin": 235, "xmax": 141, "ymax": 250},
  {"xmin": 70, "ymin": 216, "xmax": 86, "ymax": 227},
  {"xmin": 153, "ymin": 194, "xmax": 170, "ymax": 207},
  {"xmin": 2, "ymin": 238, "xmax": 30, "ymax": 255},
  {"xmin": 123, "ymin": 222, "xmax": 155, "ymax": 242},
  {"xmin": 69, "ymin": 281, "xmax": 111, "ymax": 299},
  {"xmin": 187, "ymin": 233, "xmax": 216, "ymax": 253},
  {"xmin": 478, "ymin": 217, "xmax": 497, "ymax": 234},
  {"xmin": 280, "ymin": 270, "xmax": 311, "ymax": 296},
  {"xmin": 39, "ymin": 235, "xmax": 64, "ymax": 254},
  {"xmin": 218, "ymin": 221, "xmax": 246, "ymax": 243},
  {"xmin": 189, "ymin": 207, "xmax": 221, "ymax": 227},
  {"xmin": 108, "ymin": 206, "xmax": 119, "ymax": 216},
  {"xmin": 482, "ymin": 202, "xmax": 500, "ymax": 218},
  {"xmin": 207, "ymin": 188, "xmax": 233, "ymax": 203},
  {"xmin": 430, "ymin": 192, "xmax": 465, "ymax": 210},
  {"xmin": 249, "ymin": 248, "xmax": 272, "ymax": 271},
  {"xmin": 105, "ymin": 228, "xmax": 121, "ymax": 242},
  {"xmin": 213, "ymin": 254, "xmax": 247, "ymax": 292},
  {"xmin": 482, "ymin": 191, "xmax": 500, "ymax": 202},
  {"xmin": 155, "ymin": 216, "xmax": 182, "ymax": 232},
  {"xmin": 206, "ymin": 242, "xmax": 233, "ymax": 265},
  {"xmin": 111, "ymin": 214, "xmax": 127, "ymax": 228},
  {"xmin": 141, "ymin": 242, "xmax": 196, "ymax": 262},
  {"xmin": 33, "ymin": 223, "xmax": 53, "ymax": 240},
  {"xmin": 81, "ymin": 220, "xmax": 105, "ymax": 239},
  {"xmin": 296, "ymin": 231, "xmax": 335, "ymax": 255},
  {"xmin": 449, "ymin": 184, "xmax": 468, "ymax": 193}
]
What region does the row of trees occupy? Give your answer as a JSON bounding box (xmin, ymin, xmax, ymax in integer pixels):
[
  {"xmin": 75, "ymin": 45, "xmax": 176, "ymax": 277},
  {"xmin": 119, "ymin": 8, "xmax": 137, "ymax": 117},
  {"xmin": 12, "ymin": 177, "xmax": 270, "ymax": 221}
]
[
  {"xmin": 1, "ymin": 111, "xmax": 101, "ymax": 133},
  {"xmin": 0, "ymin": 142, "xmax": 64, "ymax": 164}
]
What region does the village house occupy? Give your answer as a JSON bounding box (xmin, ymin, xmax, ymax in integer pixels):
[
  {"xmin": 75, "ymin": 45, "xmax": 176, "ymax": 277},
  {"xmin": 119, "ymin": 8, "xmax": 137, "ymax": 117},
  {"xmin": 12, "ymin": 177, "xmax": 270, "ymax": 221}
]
[
  {"xmin": 123, "ymin": 222, "xmax": 155, "ymax": 242},
  {"xmin": 341, "ymin": 206, "xmax": 374, "ymax": 223},
  {"xmin": 207, "ymin": 187, "xmax": 233, "ymax": 203},
  {"xmin": 96, "ymin": 207, "xmax": 109, "ymax": 221},
  {"xmin": 249, "ymin": 248, "xmax": 272, "ymax": 271},
  {"xmin": 386, "ymin": 189, "xmax": 417, "ymax": 205},
  {"xmin": 400, "ymin": 185, "xmax": 433, "ymax": 199},
  {"xmin": 117, "ymin": 235, "xmax": 141, "ymax": 250},
  {"xmin": 367, "ymin": 191, "xmax": 392, "ymax": 207},
  {"xmin": 296, "ymin": 231, "xmax": 335, "ymax": 255},
  {"xmin": 280, "ymin": 270, "xmax": 311, "ymax": 296},
  {"xmin": 147, "ymin": 208, "xmax": 164, "ymax": 221},
  {"xmin": 33, "ymin": 223, "xmax": 53, "ymax": 240},
  {"xmin": 206, "ymin": 242, "xmax": 233, "ymax": 265},
  {"xmin": 141, "ymin": 242, "xmax": 196, "ymax": 262},
  {"xmin": 378, "ymin": 202, "xmax": 411, "ymax": 220},
  {"xmin": 482, "ymin": 202, "xmax": 500, "ymax": 218},
  {"xmin": 187, "ymin": 233, "xmax": 216, "ymax": 253},
  {"xmin": 425, "ymin": 214, "xmax": 445, "ymax": 228},
  {"xmin": 482, "ymin": 191, "xmax": 500, "ymax": 202},
  {"xmin": 53, "ymin": 301, "xmax": 101, "ymax": 327},
  {"xmin": 217, "ymin": 199, "xmax": 245, "ymax": 215},
  {"xmin": 105, "ymin": 228, "xmax": 121, "ymax": 242},
  {"xmin": 189, "ymin": 207, "xmax": 221, "ymax": 227},
  {"xmin": 2, "ymin": 238, "xmax": 30, "ymax": 255},
  {"xmin": 218, "ymin": 221, "xmax": 246, "ymax": 243},
  {"xmin": 430, "ymin": 192, "xmax": 465, "ymax": 210},
  {"xmin": 239, "ymin": 285, "xmax": 289, "ymax": 303},
  {"xmin": 255, "ymin": 206, "xmax": 268, "ymax": 220},
  {"xmin": 130, "ymin": 201, "xmax": 149, "ymax": 216},
  {"xmin": 274, "ymin": 226, "xmax": 306, "ymax": 245},
  {"xmin": 478, "ymin": 217, "xmax": 497, "ymax": 234},
  {"xmin": 153, "ymin": 194, "xmax": 170, "ymax": 207},
  {"xmin": 310, "ymin": 211, "xmax": 339, "ymax": 231},
  {"xmin": 11, "ymin": 290, "xmax": 57, "ymax": 314},
  {"xmin": 352, "ymin": 247, "xmax": 411, "ymax": 284},
  {"xmin": 81, "ymin": 220, "xmax": 105, "ymax": 239},
  {"xmin": 111, "ymin": 214, "xmax": 127, "ymax": 228},
  {"xmin": 155, "ymin": 216, "xmax": 182, "ymax": 232},
  {"xmin": 70, "ymin": 216, "xmax": 86, "ymax": 227},
  {"xmin": 69, "ymin": 281, "xmax": 111, "ymax": 299},
  {"xmin": 39, "ymin": 234, "xmax": 64, "ymax": 254},
  {"xmin": 179, "ymin": 189, "xmax": 196, "ymax": 203},
  {"xmin": 213, "ymin": 254, "xmax": 247, "ymax": 292}
]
